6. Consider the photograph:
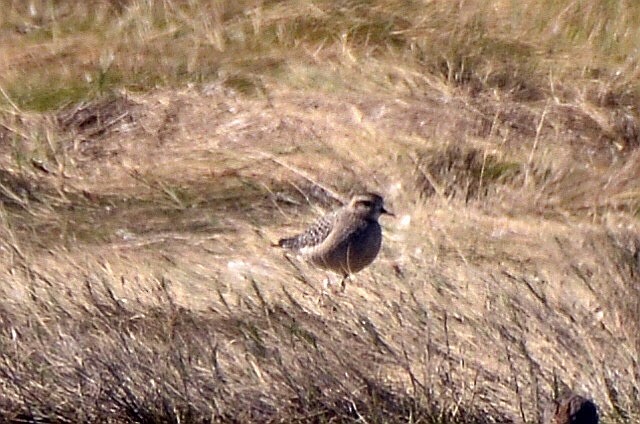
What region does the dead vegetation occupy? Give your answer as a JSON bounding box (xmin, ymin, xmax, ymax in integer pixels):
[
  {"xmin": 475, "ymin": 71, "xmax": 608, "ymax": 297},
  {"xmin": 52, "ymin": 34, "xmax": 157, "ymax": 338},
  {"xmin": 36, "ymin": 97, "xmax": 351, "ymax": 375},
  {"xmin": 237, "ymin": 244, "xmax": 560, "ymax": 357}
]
[{"xmin": 0, "ymin": 0, "xmax": 640, "ymax": 423}]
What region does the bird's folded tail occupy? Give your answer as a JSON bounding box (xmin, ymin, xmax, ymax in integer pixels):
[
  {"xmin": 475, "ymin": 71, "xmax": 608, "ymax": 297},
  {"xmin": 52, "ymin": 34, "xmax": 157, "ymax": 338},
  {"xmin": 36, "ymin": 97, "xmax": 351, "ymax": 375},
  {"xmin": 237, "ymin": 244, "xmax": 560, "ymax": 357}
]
[{"xmin": 274, "ymin": 237, "xmax": 297, "ymax": 249}]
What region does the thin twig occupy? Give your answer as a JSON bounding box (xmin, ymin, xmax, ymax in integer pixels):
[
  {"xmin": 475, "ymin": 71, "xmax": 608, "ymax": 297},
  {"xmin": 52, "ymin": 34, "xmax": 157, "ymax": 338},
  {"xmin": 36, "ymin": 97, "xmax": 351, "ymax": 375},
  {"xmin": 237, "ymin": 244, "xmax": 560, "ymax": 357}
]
[
  {"xmin": 0, "ymin": 84, "xmax": 22, "ymax": 114},
  {"xmin": 525, "ymin": 102, "xmax": 549, "ymax": 186},
  {"xmin": 254, "ymin": 150, "xmax": 346, "ymax": 204}
]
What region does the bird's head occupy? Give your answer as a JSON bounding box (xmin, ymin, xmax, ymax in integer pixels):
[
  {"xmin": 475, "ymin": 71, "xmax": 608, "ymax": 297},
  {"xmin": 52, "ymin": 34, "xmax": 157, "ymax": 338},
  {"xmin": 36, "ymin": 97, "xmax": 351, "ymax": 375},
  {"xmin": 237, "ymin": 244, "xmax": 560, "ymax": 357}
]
[{"xmin": 348, "ymin": 193, "xmax": 394, "ymax": 220}]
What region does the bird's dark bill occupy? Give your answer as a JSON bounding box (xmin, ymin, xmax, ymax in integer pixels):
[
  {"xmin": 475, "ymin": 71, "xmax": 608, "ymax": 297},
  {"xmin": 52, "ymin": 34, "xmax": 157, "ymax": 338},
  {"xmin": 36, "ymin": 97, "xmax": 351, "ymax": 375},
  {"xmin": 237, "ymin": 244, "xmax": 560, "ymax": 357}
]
[{"xmin": 381, "ymin": 207, "xmax": 395, "ymax": 216}]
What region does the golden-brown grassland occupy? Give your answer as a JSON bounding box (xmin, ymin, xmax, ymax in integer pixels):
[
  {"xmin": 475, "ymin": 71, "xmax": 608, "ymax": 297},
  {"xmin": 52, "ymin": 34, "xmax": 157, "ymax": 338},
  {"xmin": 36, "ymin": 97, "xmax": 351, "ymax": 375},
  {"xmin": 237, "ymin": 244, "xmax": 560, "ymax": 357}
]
[{"xmin": 1, "ymin": 0, "xmax": 639, "ymax": 422}]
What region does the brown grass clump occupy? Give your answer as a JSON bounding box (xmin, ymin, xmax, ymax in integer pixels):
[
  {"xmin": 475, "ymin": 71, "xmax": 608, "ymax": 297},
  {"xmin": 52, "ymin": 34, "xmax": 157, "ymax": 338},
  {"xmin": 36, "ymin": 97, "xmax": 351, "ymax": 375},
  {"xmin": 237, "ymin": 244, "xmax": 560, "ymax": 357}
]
[{"xmin": 1, "ymin": 0, "xmax": 640, "ymax": 422}]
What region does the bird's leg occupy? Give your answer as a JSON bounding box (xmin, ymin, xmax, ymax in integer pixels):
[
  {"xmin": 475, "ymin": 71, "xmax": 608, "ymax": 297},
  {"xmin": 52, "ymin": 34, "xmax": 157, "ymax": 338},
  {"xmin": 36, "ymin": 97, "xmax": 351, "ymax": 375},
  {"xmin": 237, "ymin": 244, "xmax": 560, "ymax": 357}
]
[
  {"xmin": 317, "ymin": 274, "xmax": 334, "ymax": 304},
  {"xmin": 339, "ymin": 273, "xmax": 349, "ymax": 292},
  {"xmin": 322, "ymin": 274, "xmax": 332, "ymax": 291},
  {"xmin": 316, "ymin": 290, "xmax": 327, "ymax": 305}
]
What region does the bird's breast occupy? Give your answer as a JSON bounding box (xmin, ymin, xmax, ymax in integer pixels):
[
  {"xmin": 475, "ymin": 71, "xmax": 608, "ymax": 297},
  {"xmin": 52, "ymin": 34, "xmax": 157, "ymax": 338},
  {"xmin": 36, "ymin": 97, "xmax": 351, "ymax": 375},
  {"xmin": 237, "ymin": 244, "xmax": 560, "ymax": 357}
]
[{"xmin": 307, "ymin": 220, "xmax": 382, "ymax": 275}]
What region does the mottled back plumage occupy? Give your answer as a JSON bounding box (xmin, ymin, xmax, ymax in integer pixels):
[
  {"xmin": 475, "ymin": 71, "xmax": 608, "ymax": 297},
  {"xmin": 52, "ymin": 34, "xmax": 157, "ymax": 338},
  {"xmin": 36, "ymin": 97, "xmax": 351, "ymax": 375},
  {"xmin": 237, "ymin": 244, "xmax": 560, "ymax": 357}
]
[
  {"xmin": 277, "ymin": 193, "xmax": 392, "ymax": 282},
  {"xmin": 278, "ymin": 210, "xmax": 337, "ymax": 250}
]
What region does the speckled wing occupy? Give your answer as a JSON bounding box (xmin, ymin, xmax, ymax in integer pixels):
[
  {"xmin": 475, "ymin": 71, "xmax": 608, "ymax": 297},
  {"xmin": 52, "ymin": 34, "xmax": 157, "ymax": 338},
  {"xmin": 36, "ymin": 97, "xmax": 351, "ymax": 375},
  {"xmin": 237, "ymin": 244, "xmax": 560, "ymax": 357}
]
[{"xmin": 278, "ymin": 210, "xmax": 337, "ymax": 250}]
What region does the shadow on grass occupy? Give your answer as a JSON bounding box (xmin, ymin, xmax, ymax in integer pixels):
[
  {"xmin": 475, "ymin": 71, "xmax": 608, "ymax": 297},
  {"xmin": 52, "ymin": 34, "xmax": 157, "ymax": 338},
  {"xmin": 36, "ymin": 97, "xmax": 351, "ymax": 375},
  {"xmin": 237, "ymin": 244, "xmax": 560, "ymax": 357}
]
[{"xmin": 0, "ymin": 279, "xmax": 510, "ymax": 423}]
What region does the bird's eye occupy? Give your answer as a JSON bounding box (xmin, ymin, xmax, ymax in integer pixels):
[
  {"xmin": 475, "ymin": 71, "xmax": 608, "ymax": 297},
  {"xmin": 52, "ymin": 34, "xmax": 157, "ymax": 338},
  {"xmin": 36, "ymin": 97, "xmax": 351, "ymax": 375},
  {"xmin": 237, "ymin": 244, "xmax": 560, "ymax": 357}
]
[{"xmin": 358, "ymin": 200, "xmax": 373, "ymax": 207}]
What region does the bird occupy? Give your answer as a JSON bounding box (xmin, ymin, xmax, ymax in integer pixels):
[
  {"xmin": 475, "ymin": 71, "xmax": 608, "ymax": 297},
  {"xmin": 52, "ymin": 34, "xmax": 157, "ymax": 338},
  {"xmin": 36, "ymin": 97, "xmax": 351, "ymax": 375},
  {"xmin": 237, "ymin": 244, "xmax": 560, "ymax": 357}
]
[
  {"xmin": 276, "ymin": 193, "xmax": 393, "ymax": 291},
  {"xmin": 543, "ymin": 392, "xmax": 599, "ymax": 424}
]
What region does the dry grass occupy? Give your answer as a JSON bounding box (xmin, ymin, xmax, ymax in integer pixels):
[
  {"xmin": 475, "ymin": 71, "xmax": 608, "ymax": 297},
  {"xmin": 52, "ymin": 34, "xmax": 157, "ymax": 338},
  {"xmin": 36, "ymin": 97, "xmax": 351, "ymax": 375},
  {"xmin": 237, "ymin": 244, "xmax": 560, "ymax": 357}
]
[{"xmin": 1, "ymin": 0, "xmax": 640, "ymax": 422}]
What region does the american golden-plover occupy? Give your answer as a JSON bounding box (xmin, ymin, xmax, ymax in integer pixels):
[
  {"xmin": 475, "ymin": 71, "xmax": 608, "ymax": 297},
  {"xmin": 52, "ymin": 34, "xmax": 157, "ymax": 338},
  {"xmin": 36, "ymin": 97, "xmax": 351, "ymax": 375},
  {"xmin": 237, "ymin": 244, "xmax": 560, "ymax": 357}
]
[
  {"xmin": 277, "ymin": 193, "xmax": 393, "ymax": 291},
  {"xmin": 543, "ymin": 393, "xmax": 599, "ymax": 424}
]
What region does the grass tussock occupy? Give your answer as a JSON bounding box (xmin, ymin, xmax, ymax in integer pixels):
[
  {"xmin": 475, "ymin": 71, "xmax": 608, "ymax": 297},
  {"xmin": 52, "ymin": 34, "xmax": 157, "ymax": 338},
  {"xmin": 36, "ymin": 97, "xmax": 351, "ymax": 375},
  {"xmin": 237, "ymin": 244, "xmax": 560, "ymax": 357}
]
[
  {"xmin": 1, "ymin": 0, "xmax": 640, "ymax": 422},
  {"xmin": 0, "ymin": 273, "xmax": 513, "ymax": 423},
  {"xmin": 2, "ymin": 0, "xmax": 640, "ymax": 110}
]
